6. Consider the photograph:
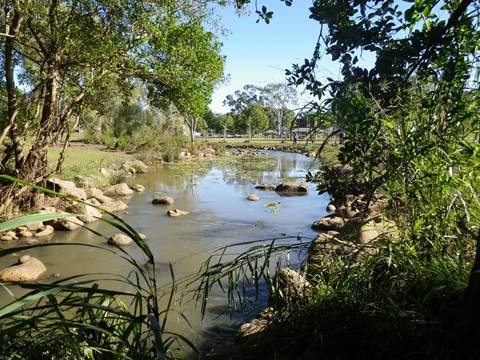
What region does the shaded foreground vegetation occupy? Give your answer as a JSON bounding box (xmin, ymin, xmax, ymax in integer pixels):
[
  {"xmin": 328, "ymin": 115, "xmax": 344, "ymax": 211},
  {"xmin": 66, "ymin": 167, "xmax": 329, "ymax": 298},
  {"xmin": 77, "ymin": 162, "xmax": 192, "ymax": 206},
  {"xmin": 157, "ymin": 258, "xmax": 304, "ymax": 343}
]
[{"xmin": 0, "ymin": 182, "xmax": 195, "ymax": 359}]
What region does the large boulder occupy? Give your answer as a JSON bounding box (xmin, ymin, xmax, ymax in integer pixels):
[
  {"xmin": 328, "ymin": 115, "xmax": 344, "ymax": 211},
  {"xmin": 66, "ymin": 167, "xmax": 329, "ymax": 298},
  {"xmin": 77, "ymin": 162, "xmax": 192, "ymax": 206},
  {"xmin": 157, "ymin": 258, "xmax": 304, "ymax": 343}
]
[
  {"xmin": 120, "ymin": 162, "xmax": 136, "ymax": 176},
  {"xmin": 326, "ymin": 203, "xmax": 336, "ymax": 212},
  {"xmin": 47, "ymin": 178, "xmax": 76, "ymax": 190},
  {"xmin": 337, "ymin": 205, "xmax": 360, "ymax": 219},
  {"xmin": 275, "ymin": 268, "xmax": 311, "ymax": 301},
  {"xmin": 311, "ymin": 216, "xmax": 347, "ymax": 231},
  {"xmin": 108, "ymin": 233, "xmax": 133, "ymax": 246},
  {"xmin": 63, "ymin": 187, "xmax": 88, "ymax": 200},
  {"xmin": 103, "ymin": 183, "xmax": 134, "ymax": 196},
  {"xmin": 0, "ymin": 255, "xmax": 47, "ymax": 282},
  {"xmin": 132, "ymin": 184, "xmax": 145, "ymax": 193},
  {"xmin": 26, "ymin": 222, "xmax": 44, "ymax": 232},
  {"xmin": 18, "ymin": 230, "xmax": 34, "ymax": 238},
  {"xmin": 74, "ymin": 175, "xmax": 95, "ymax": 189},
  {"xmin": 275, "ymin": 183, "xmax": 308, "ymax": 194},
  {"xmin": 152, "ymin": 196, "xmax": 174, "ymax": 205},
  {"xmin": 356, "ymin": 217, "xmax": 399, "ymax": 243},
  {"xmin": 95, "ymin": 194, "xmax": 114, "ymax": 204},
  {"xmin": 240, "ymin": 308, "xmax": 274, "ymax": 337},
  {"xmin": 85, "ymin": 188, "xmax": 104, "ymax": 199},
  {"xmin": 2, "ymin": 231, "xmax": 18, "ymax": 240}
]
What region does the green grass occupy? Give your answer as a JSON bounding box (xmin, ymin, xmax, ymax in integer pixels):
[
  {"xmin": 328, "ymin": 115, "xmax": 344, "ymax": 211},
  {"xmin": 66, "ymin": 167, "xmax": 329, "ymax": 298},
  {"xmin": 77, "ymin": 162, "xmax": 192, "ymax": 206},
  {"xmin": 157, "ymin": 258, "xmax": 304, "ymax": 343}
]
[{"xmin": 48, "ymin": 147, "xmax": 134, "ymax": 181}]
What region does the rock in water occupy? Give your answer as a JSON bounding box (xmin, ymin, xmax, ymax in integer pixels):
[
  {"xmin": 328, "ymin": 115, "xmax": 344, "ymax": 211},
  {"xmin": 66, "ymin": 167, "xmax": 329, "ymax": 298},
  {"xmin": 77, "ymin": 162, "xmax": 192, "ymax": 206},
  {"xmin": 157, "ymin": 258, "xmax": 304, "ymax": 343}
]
[
  {"xmin": 247, "ymin": 194, "xmax": 260, "ymax": 201},
  {"xmin": 0, "ymin": 255, "xmax": 47, "ymax": 282},
  {"xmin": 254, "ymin": 183, "xmax": 277, "ymax": 191},
  {"xmin": 18, "ymin": 230, "xmax": 34, "ymax": 238},
  {"xmin": 50, "ymin": 217, "xmax": 84, "ymax": 231},
  {"xmin": 26, "ymin": 222, "xmax": 44, "ymax": 231},
  {"xmin": 103, "ymin": 183, "xmax": 134, "ymax": 196},
  {"xmin": 101, "ymin": 200, "xmax": 128, "ymax": 212},
  {"xmin": 167, "ymin": 209, "xmax": 189, "ymax": 217},
  {"xmin": 35, "ymin": 225, "xmax": 55, "ymax": 237},
  {"xmin": 275, "ymin": 183, "xmax": 308, "ymax": 194},
  {"xmin": 132, "ymin": 184, "xmax": 145, "ymax": 192},
  {"xmin": 108, "ymin": 234, "xmax": 133, "ymax": 246},
  {"xmin": 152, "ymin": 196, "xmax": 174, "ymax": 205}
]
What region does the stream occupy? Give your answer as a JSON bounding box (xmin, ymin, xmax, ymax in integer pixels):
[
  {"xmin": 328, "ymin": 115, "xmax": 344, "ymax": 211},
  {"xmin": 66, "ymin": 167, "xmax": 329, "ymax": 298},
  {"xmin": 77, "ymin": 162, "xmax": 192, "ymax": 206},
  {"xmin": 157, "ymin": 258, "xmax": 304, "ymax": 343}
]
[{"xmin": 0, "ymin": 151, "xmax": 329, "ymax": 353}]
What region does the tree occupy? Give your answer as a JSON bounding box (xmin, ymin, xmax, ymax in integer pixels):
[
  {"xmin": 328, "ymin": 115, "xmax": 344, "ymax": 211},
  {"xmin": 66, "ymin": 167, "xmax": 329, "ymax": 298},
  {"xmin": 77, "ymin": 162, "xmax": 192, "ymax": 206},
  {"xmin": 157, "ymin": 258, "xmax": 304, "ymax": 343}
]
[
  {"xmin": 243, "ymin": 0, "xmax": 480, "ymax": 331},
  {"xmin": 224, "ymin": 82, "xmax": 298, "ymax": 135},
  {"xmin": 203, "ymin": 111, "xmax": 234, "ymax": 135},
  {"xmin": 237, "ymin": 102, "xmax": 269, "ymax": 138},
  {"xmin": 256, "ymin": 83, "xmax": 298, "ymax": 133},
  {"xmin": 223, "ymin": 84, "xmax": 261, "ymax": 114},
  {"xmin": 0, "ymin": 0, "xmax": 224, "ymax": 211}
]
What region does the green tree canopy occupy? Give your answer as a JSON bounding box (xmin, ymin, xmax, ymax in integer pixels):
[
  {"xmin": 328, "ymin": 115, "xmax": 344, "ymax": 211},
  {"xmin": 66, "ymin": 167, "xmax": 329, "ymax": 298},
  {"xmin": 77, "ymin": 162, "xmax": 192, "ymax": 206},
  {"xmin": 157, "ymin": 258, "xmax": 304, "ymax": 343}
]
[{"xmin": 1, "ymin": 0, "xmax": 224, "ymax": 209}]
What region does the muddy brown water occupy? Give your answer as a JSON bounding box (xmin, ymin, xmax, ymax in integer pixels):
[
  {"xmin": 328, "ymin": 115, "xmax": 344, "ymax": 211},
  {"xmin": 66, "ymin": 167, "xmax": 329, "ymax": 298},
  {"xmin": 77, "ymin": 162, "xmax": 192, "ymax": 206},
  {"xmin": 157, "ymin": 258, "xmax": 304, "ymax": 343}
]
[{"xmin": 0, "ymin": 151, "xmax": 329, "ymax": 353}]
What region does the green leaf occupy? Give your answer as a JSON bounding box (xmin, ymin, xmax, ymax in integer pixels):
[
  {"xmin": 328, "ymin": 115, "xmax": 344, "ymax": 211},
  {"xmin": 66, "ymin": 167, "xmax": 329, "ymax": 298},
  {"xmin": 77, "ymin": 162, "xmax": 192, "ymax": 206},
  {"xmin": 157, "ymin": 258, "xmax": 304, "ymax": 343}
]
[{"xmin": 0, "ymin": 212, "xmax": 75, "ymax": 233}]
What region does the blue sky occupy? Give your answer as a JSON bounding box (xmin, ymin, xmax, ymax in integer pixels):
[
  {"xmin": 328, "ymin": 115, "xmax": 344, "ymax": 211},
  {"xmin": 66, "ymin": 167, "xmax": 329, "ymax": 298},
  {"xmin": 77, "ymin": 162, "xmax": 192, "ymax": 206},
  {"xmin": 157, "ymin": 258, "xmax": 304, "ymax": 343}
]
[{"xmin": 209, "ymin": 1, "xmax": 337, "ymax": 113}]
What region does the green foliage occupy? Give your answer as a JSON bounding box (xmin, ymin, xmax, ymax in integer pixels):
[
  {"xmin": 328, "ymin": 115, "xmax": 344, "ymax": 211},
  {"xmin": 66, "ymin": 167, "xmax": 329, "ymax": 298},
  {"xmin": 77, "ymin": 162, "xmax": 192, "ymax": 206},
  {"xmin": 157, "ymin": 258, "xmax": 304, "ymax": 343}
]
[
  {"xmin": 1, "ymin": 0, "xmax": 224, "ymax": 187},
  {"xmin": 236, "ymin": 102, "xmax": 270, "ymax": 137},
  {"xmin": 223, "ymin": 83, "xmax": 298, "ymax": 134}
]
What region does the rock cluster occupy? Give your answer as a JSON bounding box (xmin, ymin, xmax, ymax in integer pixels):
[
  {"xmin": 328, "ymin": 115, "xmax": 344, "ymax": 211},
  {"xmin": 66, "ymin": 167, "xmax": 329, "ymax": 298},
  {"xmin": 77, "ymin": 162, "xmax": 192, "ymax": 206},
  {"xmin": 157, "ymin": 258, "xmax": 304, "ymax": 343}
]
[
  {"xmin": 307, "ymin": 193, "xmax": 399, "ymax": 280},
  {"xmin": 179, "ymin": 147, "xmax": 217, "ymax": 160},
  {"xmin": 0, "ymin": 159, "xmax": 153, "ymax": 283}
]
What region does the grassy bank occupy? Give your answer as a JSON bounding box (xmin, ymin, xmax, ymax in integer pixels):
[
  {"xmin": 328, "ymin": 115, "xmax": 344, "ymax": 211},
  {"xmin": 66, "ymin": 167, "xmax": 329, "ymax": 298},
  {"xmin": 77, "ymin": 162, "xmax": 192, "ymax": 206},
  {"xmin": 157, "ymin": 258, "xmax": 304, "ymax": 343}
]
[
  {"xmin": 47, "ymin": 147, "xmax": 134, "ymax": 181},
  {"xmin": 197, "ymin": 136, "xmax": 340, "ymax": 166}
]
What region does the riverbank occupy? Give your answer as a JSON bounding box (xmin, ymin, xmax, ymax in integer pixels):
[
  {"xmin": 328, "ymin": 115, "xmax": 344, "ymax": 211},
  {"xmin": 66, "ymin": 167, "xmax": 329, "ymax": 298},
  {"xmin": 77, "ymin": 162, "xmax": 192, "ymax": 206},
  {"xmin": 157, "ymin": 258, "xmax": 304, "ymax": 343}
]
[{"xmin": 205, "ymin": 173, "xmax": 475, "ymax": 359}]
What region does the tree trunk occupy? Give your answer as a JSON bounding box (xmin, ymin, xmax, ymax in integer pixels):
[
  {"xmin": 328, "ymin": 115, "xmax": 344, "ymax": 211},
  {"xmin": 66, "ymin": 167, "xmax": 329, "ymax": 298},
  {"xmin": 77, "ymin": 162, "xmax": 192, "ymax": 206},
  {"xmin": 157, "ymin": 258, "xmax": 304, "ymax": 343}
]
[{"xmin": 3, "ymin": 7, "xmax": 25, "ymax": 168}]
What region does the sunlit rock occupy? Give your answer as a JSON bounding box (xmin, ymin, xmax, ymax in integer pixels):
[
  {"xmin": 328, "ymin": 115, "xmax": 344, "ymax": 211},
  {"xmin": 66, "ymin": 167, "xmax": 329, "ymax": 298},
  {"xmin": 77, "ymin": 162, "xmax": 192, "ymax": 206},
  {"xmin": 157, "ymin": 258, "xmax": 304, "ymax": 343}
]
[
  {"xmin": 167, "ymin": 209, "xmax": 189, "ymax": 217},
  {"xmin": 108, "ymin": 233, "xmax": 133, "ymax": 246},
  {"xmin": 0, "ymin": 255, "xmax": 47, "ymax": 282},
  {"xmin": 103, "ymin": 183, "xmax": 134, "ymax": 196}
]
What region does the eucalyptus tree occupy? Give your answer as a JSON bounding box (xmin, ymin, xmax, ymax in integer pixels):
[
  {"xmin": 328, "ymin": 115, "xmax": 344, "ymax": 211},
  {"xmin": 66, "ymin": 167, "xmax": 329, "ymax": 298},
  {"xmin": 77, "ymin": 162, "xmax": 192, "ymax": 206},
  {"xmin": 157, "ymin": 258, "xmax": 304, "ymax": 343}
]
[
  {"xmin": 257, "ymin": 82, "xmax": 298, "ymax": 133},
  {"xmin": 0, "ymin": 0, "xmax": 224, "ymax": 211}
]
